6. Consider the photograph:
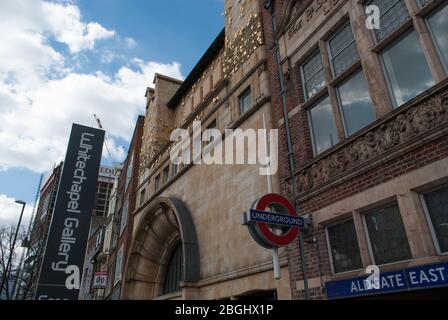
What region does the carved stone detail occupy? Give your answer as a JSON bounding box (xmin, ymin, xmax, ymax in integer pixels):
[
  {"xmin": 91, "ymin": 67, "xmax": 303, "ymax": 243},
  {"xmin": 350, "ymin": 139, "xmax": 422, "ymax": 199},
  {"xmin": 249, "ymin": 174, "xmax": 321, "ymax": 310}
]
[
  {"xmin": 223, "ymin": 14, "xmax": 264, "ymax": 78},
  {"xmin": 274, "ymin": 0, "xmax": 310, "ymax": 38},
  {"xmin": 295, "ymin": 89, "xmax": 448, "ymax": 193}
]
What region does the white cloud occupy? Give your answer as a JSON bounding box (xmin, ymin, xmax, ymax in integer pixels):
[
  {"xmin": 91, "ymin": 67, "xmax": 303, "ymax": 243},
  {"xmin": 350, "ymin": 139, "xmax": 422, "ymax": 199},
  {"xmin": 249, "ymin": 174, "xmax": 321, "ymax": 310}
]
[
  {"xmin": 0, "ymin": 0, "xmax": 184, "ymax": 173},
  {"xmin": 0, "ymin": 0, "xmax": 115, "ymax": 56},
  {"xmin": 125, "ymin": 37, "xmax": 137, "ymax": 50},
  {"xmin": 0, "ymin": 60, "xmax": 183, "ymax": 172},
  {"xmin": 0, "ymin": 194, "xmax": 34, "ymax": 229}
]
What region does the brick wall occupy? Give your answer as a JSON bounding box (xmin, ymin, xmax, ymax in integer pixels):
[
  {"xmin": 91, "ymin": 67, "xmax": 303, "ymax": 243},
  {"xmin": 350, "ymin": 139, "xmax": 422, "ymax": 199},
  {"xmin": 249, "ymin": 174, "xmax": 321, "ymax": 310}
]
[{"xmin": 261, "ymin": 1, "xmax": 448, "ymax": 300}]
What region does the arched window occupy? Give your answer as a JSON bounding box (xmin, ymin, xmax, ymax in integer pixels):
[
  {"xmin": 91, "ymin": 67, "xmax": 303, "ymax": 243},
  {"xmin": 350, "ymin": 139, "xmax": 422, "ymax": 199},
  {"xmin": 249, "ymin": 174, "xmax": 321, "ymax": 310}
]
[{"xmin": 162, "ymin": 242, "xmax": 183, "ymax": 295}]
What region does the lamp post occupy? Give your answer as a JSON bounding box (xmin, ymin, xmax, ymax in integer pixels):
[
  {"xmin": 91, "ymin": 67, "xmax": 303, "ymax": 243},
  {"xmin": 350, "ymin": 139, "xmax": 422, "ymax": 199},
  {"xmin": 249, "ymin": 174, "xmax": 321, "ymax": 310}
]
[{"xmin": 0, "ymin": 200, "xmax": 26, "ymax": 300}]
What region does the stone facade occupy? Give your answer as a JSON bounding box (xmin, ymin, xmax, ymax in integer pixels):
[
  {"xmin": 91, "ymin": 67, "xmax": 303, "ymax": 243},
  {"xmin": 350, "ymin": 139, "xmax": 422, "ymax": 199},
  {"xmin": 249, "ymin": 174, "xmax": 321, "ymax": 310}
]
[
  {"xmin": 261, "ymin": 0, "xmax": 448, "ymax": 299},
  {"xmin": 120, "ymin": 0, "xmax": 291, "ymax": 300}
]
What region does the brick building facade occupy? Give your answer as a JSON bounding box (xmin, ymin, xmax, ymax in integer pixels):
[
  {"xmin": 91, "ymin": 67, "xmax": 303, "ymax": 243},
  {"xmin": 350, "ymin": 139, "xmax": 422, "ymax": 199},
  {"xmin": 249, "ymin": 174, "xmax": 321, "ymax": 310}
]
[{"xmin": 261, "ymin": 0, "xmax": 448, "ymax": 299}]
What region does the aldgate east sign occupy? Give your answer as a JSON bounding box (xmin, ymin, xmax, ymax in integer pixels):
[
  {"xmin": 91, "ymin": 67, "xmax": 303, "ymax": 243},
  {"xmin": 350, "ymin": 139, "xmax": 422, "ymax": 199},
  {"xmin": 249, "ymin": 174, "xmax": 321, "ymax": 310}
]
[
  {"xmin": 326, "ymin": 262, "xmax": 448, "ymax": 299},
  {"xmin": 35, "ymin": 124, "xmax": 104, "ymax": 300}
]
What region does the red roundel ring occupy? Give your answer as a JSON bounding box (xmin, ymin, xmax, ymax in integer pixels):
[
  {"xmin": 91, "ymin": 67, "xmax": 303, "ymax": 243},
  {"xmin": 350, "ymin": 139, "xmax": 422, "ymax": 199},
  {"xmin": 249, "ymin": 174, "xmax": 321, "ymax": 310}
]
[{"xmin": 254, "ymin": 193, "xmax": 299, "ymax": 247}]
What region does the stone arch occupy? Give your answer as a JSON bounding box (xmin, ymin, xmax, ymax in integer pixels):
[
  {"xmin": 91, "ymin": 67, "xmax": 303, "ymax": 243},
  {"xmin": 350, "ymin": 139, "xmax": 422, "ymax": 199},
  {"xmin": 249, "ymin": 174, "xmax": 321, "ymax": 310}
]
[{"xmin": 121, "ymin": 197, "xmax": 200, "ymax": 300}]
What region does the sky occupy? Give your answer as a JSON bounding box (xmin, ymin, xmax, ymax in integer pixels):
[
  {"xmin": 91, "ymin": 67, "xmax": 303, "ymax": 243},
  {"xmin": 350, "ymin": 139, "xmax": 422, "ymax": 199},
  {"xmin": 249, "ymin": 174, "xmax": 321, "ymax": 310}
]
[{"xmin": 0, "ymin": 0, "xmax": 224, "ymax": 228}]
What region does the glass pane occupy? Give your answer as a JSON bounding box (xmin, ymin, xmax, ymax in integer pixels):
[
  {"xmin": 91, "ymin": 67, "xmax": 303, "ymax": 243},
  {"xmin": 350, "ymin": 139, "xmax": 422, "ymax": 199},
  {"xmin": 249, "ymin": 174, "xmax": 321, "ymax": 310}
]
[
  {"xmin": 338, "ymin": 70, "xmax": 376, "ymax": 136},
  {"xmin": 382, "ymin": 31, "xmax": 434, "ymax": 106},
  {"xmin": 367, "ymin": 0, "xmax": 409, "ymax": 41},
  {"xmin": 303, "ymin": 52, "xmax": 323, "ymax": 80},
  {"xmin": 302, "ymin": 52, "xmax": 326, "ymax": 99},
  {"xmin": 240, "ymin": 89, "xmax": 252, "ymax": 114},
  {"xmin": 424, "ymin": 187, "xmax": 448, "ymax": 253},
  {"xmin": 305, "ymin": 69, "xmax": 326, "ymax": 99},
  {"xmin": 332, "ymin": 42, "xmax": 359, "ymax": 77},
  {"xmin": 327, "ymin": 220, "xmax": 363, "ymax": 273},
  {"xmin": 309, "ymin": 97, "xmax": 339, "ymax": 155},
  {"xmin": 329, "ymin": 24, "xmax": 359, "ymax": 77},
  {"xmin": 427, "ymin": 4, "xmax": 448, "ymax": 72},
  {"xmin": 365, "ymin": 204, "xmax": 412, "ymax": 265}
]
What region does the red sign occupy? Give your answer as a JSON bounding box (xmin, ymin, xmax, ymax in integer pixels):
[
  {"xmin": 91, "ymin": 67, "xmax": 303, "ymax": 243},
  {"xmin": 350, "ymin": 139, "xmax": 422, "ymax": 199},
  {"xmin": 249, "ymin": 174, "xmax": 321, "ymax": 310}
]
[{"xmin": 244, "ymin": 193, "xmax": 300, "ymax": 248}]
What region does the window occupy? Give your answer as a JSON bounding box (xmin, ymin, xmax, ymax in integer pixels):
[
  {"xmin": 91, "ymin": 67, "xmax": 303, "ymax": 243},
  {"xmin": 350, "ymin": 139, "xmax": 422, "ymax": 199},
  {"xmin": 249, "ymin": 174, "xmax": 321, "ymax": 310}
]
[
  {"xmin": 381, "ymin": 31, "xmax": 434, "ymax": 106},
  {"xmin": 301, "ymin": 51, "xmax": 326, "ymax": 100},
  {"xmin": 239, "ymin": 88, "xmax": 252, "ymax": 114},
  {"xmin": 139, "ymin": 188, "xmax": 146, "ymax": 206},
  {"xmin": 103, "ymin": 223, "xmax": 113, "ymax": 254},
  {"xmin": 155, "ymin": 175, "xmax": 160, "ymax": 192},
  {"xmin": 119, "ymin": 198, "xmax": 128, "ymax": 235},
  {"xmin": 162, "ymin": 242, "xmax": 183, "ymax": 295},
  {"xmin": 308, "ymin": 96, "xmax": 339, "ymax": 155},
  {"xmin": 364, "ymin": 204, "xmax": 412, "ymax": 265},
  {"xmin": 172, "ymin": 163, "xmax": 179, "ymax": 177},
  {"xmin": 125, "ymin": 153, "xmax": 134, "ymax": 192},
  {"xmin": 328, "ymin": 23, "xmax": 359, "ymax": 77},
  {"xmin": 366, "ymin": 0, "xmax": 410, "ymax": 42},
  {"xmin": 427, "ymin": 4, "xmax": 448, "ymax": 72},
  {"xmin": 163, "ymin": 167, "xmax": 170, "ymax": 185},
  {"xmin": 326, "ymin": 220, "xmax": 363, "ymax": 274},
  {"xmin": 421, "ymin": 186, "xmax": 448, "ymax": 254},
  {"xmin": 114, "ymin": 245, "xmax": 124, "ymax": 286},
  {"xmin": 336, "ymin": 70, "xmax": 376, "ymax": 136}
]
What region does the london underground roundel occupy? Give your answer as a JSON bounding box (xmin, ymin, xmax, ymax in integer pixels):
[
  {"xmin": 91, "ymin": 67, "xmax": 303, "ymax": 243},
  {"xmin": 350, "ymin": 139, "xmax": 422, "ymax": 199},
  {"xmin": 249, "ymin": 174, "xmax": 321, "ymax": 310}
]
[{"xmin": 245, "ymin": 193, "xmax": 301, "ymax": 249}]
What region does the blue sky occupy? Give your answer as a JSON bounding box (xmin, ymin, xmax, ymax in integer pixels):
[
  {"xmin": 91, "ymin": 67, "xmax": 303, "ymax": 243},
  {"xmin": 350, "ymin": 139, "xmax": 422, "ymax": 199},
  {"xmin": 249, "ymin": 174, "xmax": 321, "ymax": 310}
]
[{"xmin": 0, "ymin": 0, "xmax": 224, "ymax": 226}]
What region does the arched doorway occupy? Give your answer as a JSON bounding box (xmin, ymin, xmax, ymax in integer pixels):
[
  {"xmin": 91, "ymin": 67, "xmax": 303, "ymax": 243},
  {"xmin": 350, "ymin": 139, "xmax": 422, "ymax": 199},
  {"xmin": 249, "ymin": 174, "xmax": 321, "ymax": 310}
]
[{"xmin": 121, "ymin": 197, "xmax": 199, "ymax": 299}]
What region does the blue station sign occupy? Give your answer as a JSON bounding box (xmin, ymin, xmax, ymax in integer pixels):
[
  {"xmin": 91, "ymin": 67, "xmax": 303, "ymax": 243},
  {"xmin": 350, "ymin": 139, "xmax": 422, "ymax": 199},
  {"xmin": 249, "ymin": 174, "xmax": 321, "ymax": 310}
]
[
  {"xmin": 326, "ymin": 262, "xmax": 448, "ymax": 299},
  {"xmin": 245, "ymin": 209, "xmax": 306, "ymax": 228}
]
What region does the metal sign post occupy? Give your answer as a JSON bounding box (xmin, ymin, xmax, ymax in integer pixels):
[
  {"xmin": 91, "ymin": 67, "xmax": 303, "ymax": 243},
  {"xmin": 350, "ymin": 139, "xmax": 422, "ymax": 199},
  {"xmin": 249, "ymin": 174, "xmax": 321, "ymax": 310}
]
[{"xmin": 242, "ymin": 194, "xmax": 309, "ymax": 281}]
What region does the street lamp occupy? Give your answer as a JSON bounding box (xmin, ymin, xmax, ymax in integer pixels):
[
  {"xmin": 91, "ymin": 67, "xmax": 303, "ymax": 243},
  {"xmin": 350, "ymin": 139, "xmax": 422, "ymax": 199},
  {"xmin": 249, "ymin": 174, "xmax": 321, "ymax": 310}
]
[{"xmin": 0, "ymin": 200, "xmax": 26, "ymax": 300}]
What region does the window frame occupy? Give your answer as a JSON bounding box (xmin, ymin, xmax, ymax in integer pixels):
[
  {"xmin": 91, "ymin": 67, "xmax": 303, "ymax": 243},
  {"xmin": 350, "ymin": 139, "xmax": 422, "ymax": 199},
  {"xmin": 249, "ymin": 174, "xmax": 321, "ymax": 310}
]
[
  {"xmin": 172, "ymin": 163, "xmax": 179, "ymax": 177},
  {"xmin": 335, "ymin": 68, "xmax": 376, "ymax": 137},
  {"xmin": 139, "ymin": 188, "xmax": 146, "ymax": 207},
  {"xmin": 239, "ymin": 87, "xmax": 253, "ymax": 115},
  {"xmin": 378, "ymin": 28, "xmax": 434, "ymax": 108},
  {"xmin": 114, "ymin": 245, "xmax": 124, "ymax": 286},
  {"xmin": 300, "ymin": 50, "xmax": 326, "ymax": 101},
  {"xmin": 424, "ymin": 3, "xmax": 448, "ymax": 74},
  {"xmin": 362, "ymin": 202, "xmax": 412, "ymax": 266},
  {"xmin": 307, "ymin": 95, "xmax": 338, "ymax": 156},
  {"xmin": 365, "ymin": 0, "xmax": 411, "ymax": 43},
  {"xmin": 419, "ymin": 185, "xmax": 448, "ymax": 256},
  {"xmin": 326, "ymin": 21, "xmax": 359, "ymax": 78},
  {"xmin": 325, "ymin": 218, "xmax": 364, "ymax": 275},
  {"xmin": 163, "ymin": 166, "xmax": 170, "ymax": 185}
]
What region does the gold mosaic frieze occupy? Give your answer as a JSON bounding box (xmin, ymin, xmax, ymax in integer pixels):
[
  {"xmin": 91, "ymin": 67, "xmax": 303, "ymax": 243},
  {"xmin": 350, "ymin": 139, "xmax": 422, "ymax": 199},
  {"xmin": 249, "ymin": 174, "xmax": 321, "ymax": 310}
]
[{"xmin": 223, "ymin": 14, "xmax": 264, "ymax": 79}]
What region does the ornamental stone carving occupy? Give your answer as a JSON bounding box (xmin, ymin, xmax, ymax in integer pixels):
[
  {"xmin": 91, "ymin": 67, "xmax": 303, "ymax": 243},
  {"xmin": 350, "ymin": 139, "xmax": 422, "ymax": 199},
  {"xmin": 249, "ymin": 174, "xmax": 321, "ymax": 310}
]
[
  {"xmin": 223, "ymin": 14, "xmax": 264, "ymax": 78},
  {"xmin": 296, "ymin": 88, "xmax": 448, "ymax": 194}
]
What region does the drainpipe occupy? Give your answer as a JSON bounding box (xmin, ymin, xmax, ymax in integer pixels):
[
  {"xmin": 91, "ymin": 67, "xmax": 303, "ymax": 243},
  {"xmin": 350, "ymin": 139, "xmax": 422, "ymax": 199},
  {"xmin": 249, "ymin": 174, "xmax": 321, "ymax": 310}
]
[{"xmin": 263, "ymin": 0, "xmax": 310, "ymax": 300}]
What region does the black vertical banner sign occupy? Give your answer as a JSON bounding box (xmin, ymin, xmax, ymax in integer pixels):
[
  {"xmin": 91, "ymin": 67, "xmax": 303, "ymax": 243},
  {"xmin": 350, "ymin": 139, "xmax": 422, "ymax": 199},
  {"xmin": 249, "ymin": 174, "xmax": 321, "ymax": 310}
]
[{"xmin": 35, "ymin": 124, "xmax": 104, "ymax": 300}]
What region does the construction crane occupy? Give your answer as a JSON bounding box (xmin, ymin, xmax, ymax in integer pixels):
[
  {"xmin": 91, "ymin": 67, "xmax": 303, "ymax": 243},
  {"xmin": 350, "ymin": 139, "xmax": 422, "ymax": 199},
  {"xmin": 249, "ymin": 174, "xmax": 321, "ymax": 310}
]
[{"xmin": 93, "ymin": 114, "xmax": 117, "ymax": 166}]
